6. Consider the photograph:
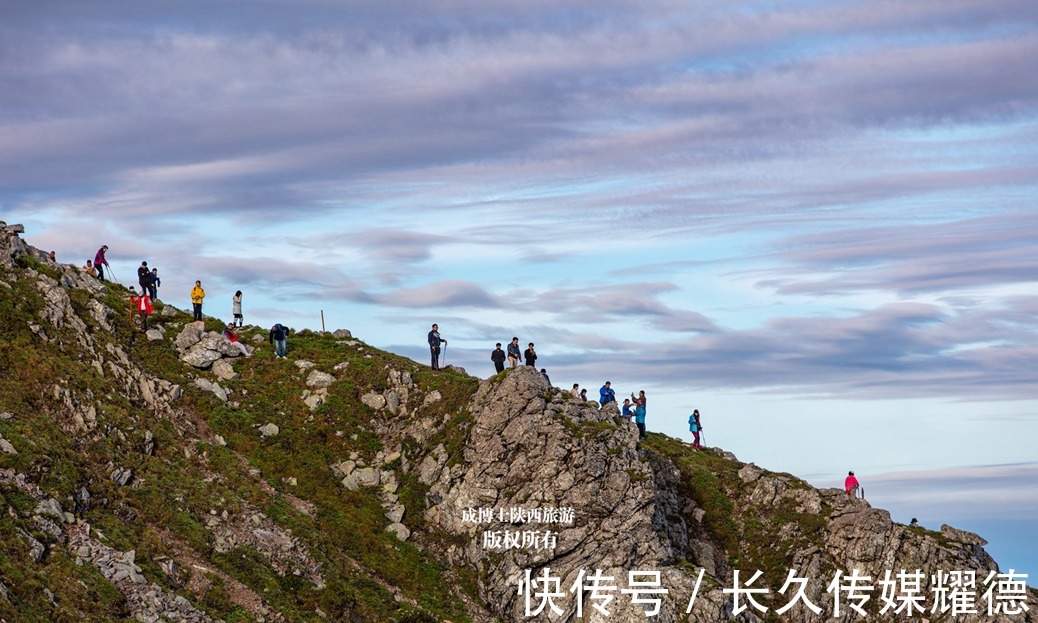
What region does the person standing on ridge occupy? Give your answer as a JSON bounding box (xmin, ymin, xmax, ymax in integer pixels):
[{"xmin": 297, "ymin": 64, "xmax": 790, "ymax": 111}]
[
  {"xmin": 599, "ymin": 381, "xmax": 616, "ymax": 405},
  {"xmin": 148, "ymin": 268, "xmax": 160, "ymax": 300},
  {"xmin": 524, "ymin": 342, "xmax": 537, "ymax": 367},
  {"xmin": 491, "ymin": 343, "xmax": 506, "ymax": 373},
  {"xmin": 232, "ymin": 290, "xmax": 244, "ymax": 328},
  {"xmin": 93, "ymin": 245, "xmax": 110, "ymax": 281},
  {"xmin": 845, "ymin": 471, "xmax": 860, "ymax": 497},
  {"xmin": 688, "ymin": 409, "xmax": 703, "ymax": 449},
  {"xmin": 570, "ymin": 384, "xmax": 580, "ymax": 398},
  {"xmin": 507, "ymin": 337, "xmax": 521, "ymax": 369},
  {"xmin": 540, "ymin": 368, "xmax": 551, "ymax": 383},
  {"xmin": 269, "ymin": 323, "xmax": 289, "ymax": 358},
  {"xmin": 632, "ymin": 391, "xmax": 647, "ymax": 440},
  {"xmin": 137, "ymin": 261, "xmax": 151, "ymax": 293},
  {"xmin": 129, "ymin": 287, "xmax": 152, "ymax": 331},
  {"xmin": 428, "ymin": 324, "xmax": 446, "ymax": 371},
  {"xmin": 579, "ymin": 388, "xmax": 588, "ymax": 402},
  {"xmin": 190, "ymin": 280, "xmax": 205, "ymax": 321}
]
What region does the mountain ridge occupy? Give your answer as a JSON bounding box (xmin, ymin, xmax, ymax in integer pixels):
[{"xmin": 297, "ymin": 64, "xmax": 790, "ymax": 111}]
[{"xmin": 0, "ymin": 221, "xmax": 1033, "ymax": 623}]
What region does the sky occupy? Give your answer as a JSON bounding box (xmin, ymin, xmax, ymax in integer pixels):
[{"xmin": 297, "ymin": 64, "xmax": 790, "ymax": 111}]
[{"xmin": 2, "ymin": 0, "xmax": 1036, "ymax": 579}]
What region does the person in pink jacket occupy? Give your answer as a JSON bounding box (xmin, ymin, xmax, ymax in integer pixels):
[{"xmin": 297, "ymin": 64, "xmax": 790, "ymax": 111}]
[{"xmin": 845, "ymin": 471, "xmax": 860, "ymax": 497}]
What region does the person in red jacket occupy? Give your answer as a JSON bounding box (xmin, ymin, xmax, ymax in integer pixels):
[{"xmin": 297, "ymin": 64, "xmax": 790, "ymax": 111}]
[
  {"xmin": 845, "ymin": 471, "xmax": 860, "ymax": 497},
  {"xmin": 129, "ymin": 288, "xmax": 153, "ymax": 331},
  {"xmin": 223, "ymin": 323, "xmax": 251, "ymax": 357}
]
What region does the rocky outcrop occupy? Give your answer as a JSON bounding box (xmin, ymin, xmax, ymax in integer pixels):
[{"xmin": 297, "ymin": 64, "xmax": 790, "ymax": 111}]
[{"xmin": 416, "ymin": 367, "xmax": 1035, "ymax": 623}]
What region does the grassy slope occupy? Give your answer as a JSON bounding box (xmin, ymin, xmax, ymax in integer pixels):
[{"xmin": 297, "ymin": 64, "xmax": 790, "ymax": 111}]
[{"xmin": 0, "ymin": 257, "xmax": 478, "ymax": 623}]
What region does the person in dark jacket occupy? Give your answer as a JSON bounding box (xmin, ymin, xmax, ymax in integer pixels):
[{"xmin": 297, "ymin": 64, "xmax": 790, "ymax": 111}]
[
  {"xmin": 599, "ymin": 381, "xmax": 616, "ymax": 405},
  {"xmin": 507, "ymin": 337, "xmax": 521, "ymax": 368},
  {"xmin": 540, "ymin": 368, "xmax": 550, "ymax": 383},
  {"xmin": 491, "ymin": 343, "xmax": 506, "ymax": 373},
  {"xmin": 137, "ymin": 261, "xmax": 151, "ymax": 293},
  {"xmin": 269, "ymin": 323, "xmax": 289, "ymax": 358},
  {"xmin": 148, "ymin": 268, "xmax": 160, "ymax": 300},
  {"xmin": 428, "ymin": 324, "xmax": 446, "ymax": 370},
  {"xmin": 523, "ymin": 342, "xmax": 537, "ymax": 367}
]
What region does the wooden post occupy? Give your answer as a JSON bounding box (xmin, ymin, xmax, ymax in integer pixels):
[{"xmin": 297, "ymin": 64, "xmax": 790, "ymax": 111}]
[{"xmin": 321, "ymin": 310, "xmax": 325, "ymax": 332}]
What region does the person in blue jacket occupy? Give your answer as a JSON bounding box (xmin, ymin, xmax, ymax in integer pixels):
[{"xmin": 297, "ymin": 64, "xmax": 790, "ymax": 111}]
[
  {"xmin": 599, "ymin": 381, "xmax": 616, "ymax": 406},
  {"xmin": 688, "ymin": 409, "xmax": 703, "ymax": 449}
]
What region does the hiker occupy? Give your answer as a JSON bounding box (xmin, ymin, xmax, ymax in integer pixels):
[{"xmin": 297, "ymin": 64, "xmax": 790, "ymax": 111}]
[
  {"xmin": 223, "ymin": 323, "xmax": 251, "ymax": 357},
  {"xmin": 621, "ymin": 398, "xmax": 633, "ymax": 421},
  {"xmin": 428, "ymin": 324, "xmax": 446, "ymax": 370},
  {"xmin": 524, "ymin": 342, "xmax": 537, "ymax": 367},
  {"xmin": 540, "ymin": 368, "xmax": 550, "ymax": 383},
  {"xmin": 148, "ymin": 268, "xmax": 160, "ymax": 300},
  {"xmin": 81, "ymin": 260, "xmax": 95, "ymax": 276},
  {"xmin": 137, "ymin": 261, "xmax": 151, "ymax": 293},
  {"xmin": 269, "ymin": 323, "xmax": 289, "ymax": 358},
  {"xmin": 845, "ymin": 471, "xmax": 860, "ymax": 497},
  {"xmin": 507, "ymin": 337, "xmax": 521, "ymax": 368},
  {"xmin": 93, "ymin": 245, "xmax": 110, "ymax": 281},
  {"xmin": 491, "ymin": 343, "xmax": 506, "ymax": 373},
  {"xmin": 599, "ymin": 381, "xmax": 615, "ymax": 405},
  {"xmin": 910, "ymin": 518, "xmax": 919, "ymax": 527},
  {"xmin": 232, "ymin": 291, "xmax": 243, "ymax": 328},
  {"xmin": 631, "ymin": 391, "xmax": 647, "ymax": 439},
  {"xmin": 570, "ymin": 383, "xmax": 580, "ymax": 398},
  {"xmin": 579, "ymin": 388, "xmax": 588, "ymax": 402},
  {"xmin": 48, "ymin": 251, "xmax": 56, "ymax": 262},
  {"xmin": 688, "ymin": 409, "xmax": 703, "ymax": 449},
  {"xmin": 190, "ymin": 280, "xmax": 205, "ymax": 321},
  {"xmin": 129, "ymin": 287, "xmax": 152, "ymax": 331}
]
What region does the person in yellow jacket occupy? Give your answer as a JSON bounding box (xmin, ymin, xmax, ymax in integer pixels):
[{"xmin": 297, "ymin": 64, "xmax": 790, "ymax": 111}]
[{"xmin": 191, "ymin": 280, "xmax": 205, "ymax": 321}]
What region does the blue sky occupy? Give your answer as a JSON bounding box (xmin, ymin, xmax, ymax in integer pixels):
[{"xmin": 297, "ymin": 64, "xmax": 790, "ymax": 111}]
[{"xmin": 3, "ymin": 0, "xmax": 1036, "ymax": 578}]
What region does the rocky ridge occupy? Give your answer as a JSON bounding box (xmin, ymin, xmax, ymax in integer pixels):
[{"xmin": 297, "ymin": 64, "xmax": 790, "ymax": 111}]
[{"xmin": 0, "ymin": 221, "xmax": 1033, "ymax": 623}]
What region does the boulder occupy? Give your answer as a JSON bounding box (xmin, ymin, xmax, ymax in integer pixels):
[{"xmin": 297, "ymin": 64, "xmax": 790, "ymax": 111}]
[
  {"xmin": 259, "ymin": 423, "xmax": 280, "ymax": 438},
  {"xmin": 331, "ymin": 328, "xmax": 352, "ymax": 338},
  {"xmin": 306, "ymin": 370, "xmax": 335, "ymax": 388}
]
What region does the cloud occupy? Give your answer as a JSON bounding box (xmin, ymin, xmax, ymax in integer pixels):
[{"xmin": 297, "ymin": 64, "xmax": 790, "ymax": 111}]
[
  {"xmin": 374, "ymin": 279, "xmax": 504, "ymax": 309},
  {"xmin": 755, "ymin": 212, "xmax": 1038, "ymax": 296}
]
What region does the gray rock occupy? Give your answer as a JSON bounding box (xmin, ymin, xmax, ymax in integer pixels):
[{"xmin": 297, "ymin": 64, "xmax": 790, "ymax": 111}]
[
  {"xmin": 259, "ymin": 423, "xmax": 280, "ymax": 438},
  {"xmin": 110, "ymin": 468, "xmax": 133, "ymax": 487},
  {"xmin": 145, "ymin": 329, "xmax": 164, "ymax": 341},
  {"xmin": 193, "ymin": 378, "xmax": 228, "ymax": 402},
  {"xmin": 182, "ymin": 333, "xmax": 244, "ymax": 368},
  {"xmin": 331, "ymin": 328, "xmax": 352, "ymax": 338},
  {"xmin": 354, "ymin": 467, "xmax": 380, "ymax": 487},
  {"xmin": 385, "ymin": 504, "xmax": 405, "ymax": 523},
  {"xmin": 35, "ymin": 498, "xmax": 64, "ymax": 522},
  {"xmin": 160, "ymin": 305, "xmax": 177, "ymax": 317},
  {"xmin": 361, "ymin": 392, "xmax": 386, "ymax": 410},
  {"xmin": 0, "ymin": 435, "xmax": 16, "ymax": 454},
  {"xmin": 294, "ymin": 360, "xmax": 315, "ymax": 370},
  {"xmin": 211, "ymin": 358, "xmax": 238, "ymax": 381},
  {"xmin": 306, "ymin": 370, "xmax": 335, "ymax": 388},
  {"xmin": 143, "ymin": 430, "xmax": 155, "ymax": 456},
  {"xmin": 173, "ymin": 323, "xmax": 204, "ymax": 351},
  {"xmin": 0, "ymin": 412, "xmax": 12, "ymax": 420},
  {"xmin": 385, "ymin": 522, "xmax": 410, "ymax": 541}
]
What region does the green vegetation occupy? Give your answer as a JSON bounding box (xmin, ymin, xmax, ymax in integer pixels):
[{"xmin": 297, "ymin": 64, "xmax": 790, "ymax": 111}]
[{"xmin": 0, "ymin": 262, "xmax": 478, "ymax": 622}]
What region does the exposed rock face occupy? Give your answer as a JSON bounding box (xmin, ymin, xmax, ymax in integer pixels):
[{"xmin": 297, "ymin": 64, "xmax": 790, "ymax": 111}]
[{"xmin": 418, "ymin": 367, "xmax": 1035, "ymax": 623}]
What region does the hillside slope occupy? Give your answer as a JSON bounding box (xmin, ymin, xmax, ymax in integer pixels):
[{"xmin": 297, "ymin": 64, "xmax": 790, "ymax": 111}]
[{"xmin": 0, "ymin": 222, "xmax": 1033, "ymax": 623}]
